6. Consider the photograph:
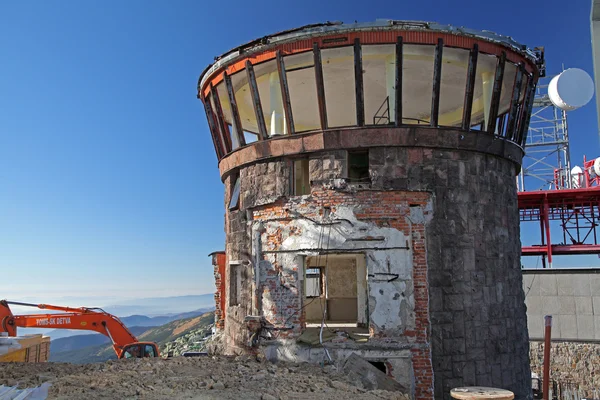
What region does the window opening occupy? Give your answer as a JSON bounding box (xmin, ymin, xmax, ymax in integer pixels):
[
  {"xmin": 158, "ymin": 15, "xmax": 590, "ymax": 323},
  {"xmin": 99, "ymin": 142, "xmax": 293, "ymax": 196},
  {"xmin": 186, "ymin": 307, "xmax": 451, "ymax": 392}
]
[
  {"xmin": 305, "ymin": 267, "xmax": 323, "ymax": 297},
  {"xmin": 368, "ymin": 361, "xmax": 388, "ymax": 374},
  {"xmin": 348, "ymin": 151, "xmax": 370, "ymax": 183},
  {"xmin": 229, "ymin": 175, "xmax": 241, "ymax": 211},
  {"xmin": 293, "ymin": 159, "xmax": 310, "ymax": 195}
]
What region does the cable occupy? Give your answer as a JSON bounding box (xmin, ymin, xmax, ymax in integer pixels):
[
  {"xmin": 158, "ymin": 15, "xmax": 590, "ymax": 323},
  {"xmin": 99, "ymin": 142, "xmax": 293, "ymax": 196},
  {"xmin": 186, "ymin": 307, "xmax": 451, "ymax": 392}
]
[{"xmin": 524, "ymin": 256, "xmax": 540, "ymax": 299}]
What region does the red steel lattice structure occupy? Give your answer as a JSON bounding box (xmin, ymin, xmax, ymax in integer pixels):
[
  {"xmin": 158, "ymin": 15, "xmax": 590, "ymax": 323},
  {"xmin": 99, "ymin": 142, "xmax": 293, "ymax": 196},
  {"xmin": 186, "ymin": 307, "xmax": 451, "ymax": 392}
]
[{"xmin": 519, "ymin": 157, "xmax": 600, "ymax": 268}]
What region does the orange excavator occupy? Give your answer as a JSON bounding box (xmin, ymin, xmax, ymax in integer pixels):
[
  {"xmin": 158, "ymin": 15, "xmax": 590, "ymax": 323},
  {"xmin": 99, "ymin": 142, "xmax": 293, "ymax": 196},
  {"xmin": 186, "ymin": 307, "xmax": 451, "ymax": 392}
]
[{"xmin": 0, "ymin": 299, "xmax": 160, "ymax": 359}]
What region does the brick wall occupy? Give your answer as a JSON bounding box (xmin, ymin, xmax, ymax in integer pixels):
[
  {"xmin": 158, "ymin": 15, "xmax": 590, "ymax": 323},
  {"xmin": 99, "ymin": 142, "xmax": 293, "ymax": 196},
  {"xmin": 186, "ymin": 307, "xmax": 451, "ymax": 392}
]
[{"xmin": 211, "ymin": 252, "xmax": 226, "ymax": 330}]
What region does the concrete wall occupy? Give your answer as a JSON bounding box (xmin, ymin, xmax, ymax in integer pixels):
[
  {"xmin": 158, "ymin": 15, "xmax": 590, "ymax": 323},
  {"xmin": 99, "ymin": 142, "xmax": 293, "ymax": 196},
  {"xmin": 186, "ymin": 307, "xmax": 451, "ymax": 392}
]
[{"xmin": 523, "ymin": 269, "xmax": 600, "ymax": 341}]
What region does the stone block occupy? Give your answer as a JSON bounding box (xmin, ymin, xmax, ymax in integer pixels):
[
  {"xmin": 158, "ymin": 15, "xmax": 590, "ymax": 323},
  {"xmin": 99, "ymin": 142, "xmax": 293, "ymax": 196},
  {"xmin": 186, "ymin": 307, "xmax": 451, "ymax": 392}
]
[
  {"xmin": 341, "ymin": 354, "xmax": 407, "ymax": 393},
  {"xmin": 540, "ymin": 296, "xmax": 560, "ymax": 315},
  {"xmin": 559, "ymin": 314, "xmax": 576, "ymax": 339},
  {"xmin": 558, "ymin": 296, "xmax": 575, "ymax": 314},
  {"xmin": 576, "ymin": 315, "xmax": 595, "ymax": 340},
  {"xmin": 572, "ymin": 275, "xmax": 591, "ymax": 296},
  {"xmin": 525, "ymin": 295, "xmax": 543, "ymax": 315},
  {"xmin": 590, "ymin": 275, "xmax": 600, "ymax": 294},
  {"xmin": 575, "ymin": 297, "xmax": 593, "ymax": 315},
  {"xmin": 527, "ymin": 314, "xmax": 543, "ymax": 339},
  {"xmin": 557, "ymin": 274, "xmax": 574, "ymax": 296},
  {"xmin": 593, "ymin": 297, "xmax": 600, "ymax": 316},
  {"xmin": 539, "ymin": 275, "xmax": 558, "ymax": 296}
]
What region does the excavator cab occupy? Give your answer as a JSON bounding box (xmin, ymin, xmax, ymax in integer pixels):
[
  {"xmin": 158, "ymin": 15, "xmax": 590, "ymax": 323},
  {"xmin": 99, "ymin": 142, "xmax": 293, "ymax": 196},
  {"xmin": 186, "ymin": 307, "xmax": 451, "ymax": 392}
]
[{"xmin": 121, "ymin": 342, "xmax": 159, "ymax": 359}]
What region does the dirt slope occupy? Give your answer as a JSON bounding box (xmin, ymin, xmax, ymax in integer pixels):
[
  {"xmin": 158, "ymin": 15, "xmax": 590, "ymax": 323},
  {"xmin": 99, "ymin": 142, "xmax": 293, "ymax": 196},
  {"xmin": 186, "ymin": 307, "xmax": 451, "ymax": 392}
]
[{"xmin": 0, "ymin": 356, "xmax": 409, "ymax": 399}]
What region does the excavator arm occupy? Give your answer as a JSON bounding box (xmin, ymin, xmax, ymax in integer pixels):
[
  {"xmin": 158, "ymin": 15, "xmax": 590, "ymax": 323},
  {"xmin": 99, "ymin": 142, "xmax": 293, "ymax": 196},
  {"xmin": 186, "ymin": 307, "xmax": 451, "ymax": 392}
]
[{"xmin": 0, "ymin": 300, "xmax": 159, "ymax": 359}]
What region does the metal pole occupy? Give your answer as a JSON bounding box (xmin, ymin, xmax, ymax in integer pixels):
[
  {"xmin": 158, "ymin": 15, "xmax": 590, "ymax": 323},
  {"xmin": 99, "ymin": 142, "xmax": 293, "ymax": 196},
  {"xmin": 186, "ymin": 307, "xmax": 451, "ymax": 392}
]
[{"xmin": 543, "ymin": 315, "xmax": 552, "ymax": 400}]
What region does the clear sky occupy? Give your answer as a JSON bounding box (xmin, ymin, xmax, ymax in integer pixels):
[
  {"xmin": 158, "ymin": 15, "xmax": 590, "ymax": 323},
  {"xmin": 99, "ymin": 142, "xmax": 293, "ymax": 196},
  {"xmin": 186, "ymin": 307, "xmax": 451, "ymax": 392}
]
[{"xmin": 0, "ymin": 1, "xmax": 596, "ymax": 303}]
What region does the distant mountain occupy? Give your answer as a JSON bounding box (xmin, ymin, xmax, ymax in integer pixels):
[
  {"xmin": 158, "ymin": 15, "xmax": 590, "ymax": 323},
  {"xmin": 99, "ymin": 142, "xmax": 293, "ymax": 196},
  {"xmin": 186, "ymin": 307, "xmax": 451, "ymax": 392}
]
[
  {"xmin": 50, "ymin": 326, "xmax": 151, "ymax": 354},
  {"xmin": 102, "ymin": 294, "xmax": 215, "ymax": 316},
  {"xmin": 50, "ymin": 311, "xmax": 215, "ymax": 363}
]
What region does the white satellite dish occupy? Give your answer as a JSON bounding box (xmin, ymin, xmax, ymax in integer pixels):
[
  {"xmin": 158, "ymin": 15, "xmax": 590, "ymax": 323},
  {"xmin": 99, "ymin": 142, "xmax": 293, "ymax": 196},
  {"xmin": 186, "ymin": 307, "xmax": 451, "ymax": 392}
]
[
  {"xmin": 548, "ymin": 68, "xmax": 594, "ymax": 111},
  {"xmin": 572, "ymin": 166, "xmax": 584, "ymax": 188},
  {"xmin": 593, "ymin": 157, "xmax": 600, "ymax": 176}
]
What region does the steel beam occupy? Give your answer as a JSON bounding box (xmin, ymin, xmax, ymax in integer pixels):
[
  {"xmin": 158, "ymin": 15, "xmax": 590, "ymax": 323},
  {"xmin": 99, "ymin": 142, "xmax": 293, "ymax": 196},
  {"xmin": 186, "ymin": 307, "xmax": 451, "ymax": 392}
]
[
  {"xmin": 201, "ymin": 95, "xmax": 224, "ymax": 159},
  {"xmin": 224, "ymin": 71, "xmax": 246, "ymax": 147},
  {"xmin": 245, "ymin": 61, "xmax": 268, "ymax": 140},
  {"xmin": 395, "ymin": 36, "xmax": 403, "ymax": 127},
  {"xmin": 354, "ymin": 38, "xmax": 365, "ymax": 126},
  {"xmin": 505, "ymin": 64, "xmax": 524, "ymax": 141},
  {"xmin": 430, "ymin": 38, "xmax": 443, "ymax": 127},
  {"xmin": 313, "ymin": 44, "xmax": 328, "ymax": 130},
  {"xmin": 210, "ymin": 83, "xmax": 232, "ymax": 152},
  {"xmin": 276, "ymin": 50, "xmax": 295, "ymax": 135},
  {"xmin": 462, "ymin": 44, "xmax": 479, "ymax": 130},
  {"xmin": 486, "ymin": 51, "xmax": 506, "ymax": 135}
]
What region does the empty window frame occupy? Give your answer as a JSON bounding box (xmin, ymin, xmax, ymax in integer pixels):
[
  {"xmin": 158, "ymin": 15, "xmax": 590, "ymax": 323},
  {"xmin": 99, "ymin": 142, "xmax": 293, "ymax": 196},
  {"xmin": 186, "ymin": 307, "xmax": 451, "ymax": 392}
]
[
  {"xmin": 347, "ymin": 151, "xmax": 370, "ymax": 183},
  {"xmin": 229, "ymin": 264, "xmax": 242, "ymax": 306},
  {"xmin": 305, "ymin": 267, "xmax": 323, "ymax": 298},
  {"xmin": 293, "ymin": 158, "xmax": 310, "ymax": 196},
  {"xmin": 229, "ymin": 174, "xmax": 241, "ymax": 211}
]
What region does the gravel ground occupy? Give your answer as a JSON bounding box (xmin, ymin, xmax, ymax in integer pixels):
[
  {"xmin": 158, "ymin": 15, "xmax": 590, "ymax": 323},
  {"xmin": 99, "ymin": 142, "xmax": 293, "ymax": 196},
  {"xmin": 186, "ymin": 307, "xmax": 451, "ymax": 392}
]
[{"xmin": 0, "ymin": 356, "xmax": 409, "ymax": 399}]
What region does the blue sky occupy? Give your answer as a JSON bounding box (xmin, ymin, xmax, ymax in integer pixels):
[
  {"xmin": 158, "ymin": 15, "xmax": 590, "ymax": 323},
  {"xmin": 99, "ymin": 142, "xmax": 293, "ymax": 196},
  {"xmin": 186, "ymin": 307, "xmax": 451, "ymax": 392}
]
[{"xmin": 0, "ymin": 1, "xmax": 596, "ymax": 303}]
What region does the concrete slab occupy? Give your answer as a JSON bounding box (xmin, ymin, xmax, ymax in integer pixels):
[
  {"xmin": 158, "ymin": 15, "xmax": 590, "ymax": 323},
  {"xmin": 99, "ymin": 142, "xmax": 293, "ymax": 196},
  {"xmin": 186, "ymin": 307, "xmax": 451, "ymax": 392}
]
[
  {"xmin": 575, "ymin": 297, "xmax": 594, "ymax": 315},
  {"xmin": 540, "ymin": 296, "xmax": 560, "ymax": 315},
  {"xmin": 342, "ymin": 353, "xmax": 407, "ymax": 393},
  {"xmin": 558, "ymin": 296, "xmax": 575, "ymax": 314},
  {"xmin": 595, "ymin": 316, "xmax": 600, "ymax": 340},
  {"xmin": 539, "ymin": 275, "xmax": 558, "ymax": 296},
  {"xmin": 576, "ymin": 315, "xmax": 595, "ymax": 339},
  {"xmin": 557, "ymin": 275, "xmax": 575, "ymax": 296},
  {"xmin": 525, "ymin": 295, "xmax": 543, "ymax": 315},
  {"xmin": 572, "ymin": 275, "xmax": 591, "ymax": 296},
  {"xmin": 527, "ymin": 314, "xmax": 543, "ymax": 339},
  {"xmin": 559, "ymin": 314, "xmax": 577, "ymax": 339}
]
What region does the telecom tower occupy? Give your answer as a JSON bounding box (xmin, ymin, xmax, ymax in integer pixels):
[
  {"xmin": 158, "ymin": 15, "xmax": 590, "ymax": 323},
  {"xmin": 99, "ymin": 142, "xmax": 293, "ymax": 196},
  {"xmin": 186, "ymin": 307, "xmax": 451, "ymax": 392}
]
[{"xmin": 518, "ymin": 68, "xmax": 596, "ymax": 268}]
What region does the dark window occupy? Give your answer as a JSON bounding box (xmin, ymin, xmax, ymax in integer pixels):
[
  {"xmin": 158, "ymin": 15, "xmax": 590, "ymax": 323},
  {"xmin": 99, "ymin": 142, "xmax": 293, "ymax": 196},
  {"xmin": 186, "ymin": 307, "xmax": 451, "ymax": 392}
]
[
  {"xmin": 348, "ymin": 151, "xmax": 370, "ymax": 182},
  {"xmin": 229, "ymin": 175, "xmax": 241, "ymax": 211},
  {"xmin": 293, "ymin": 159, "xmax": 310, "ymax": 195}
]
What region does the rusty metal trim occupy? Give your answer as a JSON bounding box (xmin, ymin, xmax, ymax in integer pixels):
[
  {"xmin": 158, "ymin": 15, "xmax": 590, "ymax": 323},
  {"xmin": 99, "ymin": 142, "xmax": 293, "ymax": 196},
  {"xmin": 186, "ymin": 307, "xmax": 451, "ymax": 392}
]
[
  {"xmin": 462, "ymin": 43, "xmax": 479, "ymax": 130},
  {"xmin": 245, "ymin": 61, "xmax": 268, "ymax": 140},
  {"xmin": 430, "ymin": 38, "xmax": 443, "ymax": 127},
  {"xmin": 395, "ymin": 36, "xmax": 403, "ymax": 127},
  {"xmin": 354, "ymin": 38, "xmax": 365, "ymax": 127},
  {"xmin": 276, "ymin": 50, "xmax": 295, "ymax": 135},
  {"xmin": 201, "ymin": 96, "xmax": 223, "ymax": 159},
  {"xmin": 210, "ymin": 83, "xmax": 232, "ymax": 152},
  {"xmin": 486, "ymin": 51, "xmax": 506, "ymax": 134},
  {"xmin": 505, "ymin": 63, "xmax": 524, "ymax": 141},
  {"xmin": 223, "ymin": 71, "xmax": 246, "ymax": 147},
  {"xmin": 313, "ymin": 43, "xmax": 328, "ymax": 130},
  {"xmin": 516, "ymin": 74, "xmax": 536, "ymax": 145}
]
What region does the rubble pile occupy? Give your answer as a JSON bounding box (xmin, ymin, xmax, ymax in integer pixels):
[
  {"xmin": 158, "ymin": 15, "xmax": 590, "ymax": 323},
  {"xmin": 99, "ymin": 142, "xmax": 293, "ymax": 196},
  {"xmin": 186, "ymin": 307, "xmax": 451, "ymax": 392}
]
[
  {"xmin": 0, "ymin": 355, "xmax": 410, "ymax": 399},
  {"xmin": 161, "ymin": 324, "xmax": 213, "ymax": 356}
]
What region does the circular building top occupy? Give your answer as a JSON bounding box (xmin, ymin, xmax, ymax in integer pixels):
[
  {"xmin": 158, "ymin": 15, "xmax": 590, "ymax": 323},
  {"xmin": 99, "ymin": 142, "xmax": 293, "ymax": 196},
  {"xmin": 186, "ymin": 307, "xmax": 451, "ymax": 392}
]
[{"xmin": 197, "ymin": 20, "xmax": 543, "ymax": 166}]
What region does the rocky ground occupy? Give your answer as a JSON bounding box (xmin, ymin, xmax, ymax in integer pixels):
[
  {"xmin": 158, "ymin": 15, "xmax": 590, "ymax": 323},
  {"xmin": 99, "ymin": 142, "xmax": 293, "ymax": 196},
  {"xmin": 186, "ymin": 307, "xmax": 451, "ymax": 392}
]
[{"xmin": 0, "ymin": 355, "xmax": 409, "ymax": 399}]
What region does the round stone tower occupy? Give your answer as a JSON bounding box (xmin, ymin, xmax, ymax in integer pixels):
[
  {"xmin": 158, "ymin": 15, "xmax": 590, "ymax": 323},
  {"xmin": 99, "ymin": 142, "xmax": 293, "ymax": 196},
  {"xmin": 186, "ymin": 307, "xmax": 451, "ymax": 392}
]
[{"xmin": 198, "ymin": 20, "xmax": 542, "ymax": 400}]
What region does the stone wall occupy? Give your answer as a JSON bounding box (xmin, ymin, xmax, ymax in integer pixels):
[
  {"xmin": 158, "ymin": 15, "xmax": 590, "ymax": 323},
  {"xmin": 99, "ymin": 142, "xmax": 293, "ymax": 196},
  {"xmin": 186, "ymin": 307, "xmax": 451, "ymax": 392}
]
[
  {"xmin": 368, "ymin": 147, "xmax": 530, "ymax": 399},
  {"xmin": 530, "ymin": 341, "xmax": 600, "ymax": 397},
  {"xmin": 220, "ymin": 141, "xmax": 529, "ymax": 399}
]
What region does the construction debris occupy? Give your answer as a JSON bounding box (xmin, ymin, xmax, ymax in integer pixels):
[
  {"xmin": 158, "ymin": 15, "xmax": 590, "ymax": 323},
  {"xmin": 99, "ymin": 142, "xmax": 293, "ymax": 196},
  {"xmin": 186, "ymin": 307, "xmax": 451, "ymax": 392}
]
[{"xmin": 0, "ymin": 356, "xmax": 409, "ymax": 399}]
